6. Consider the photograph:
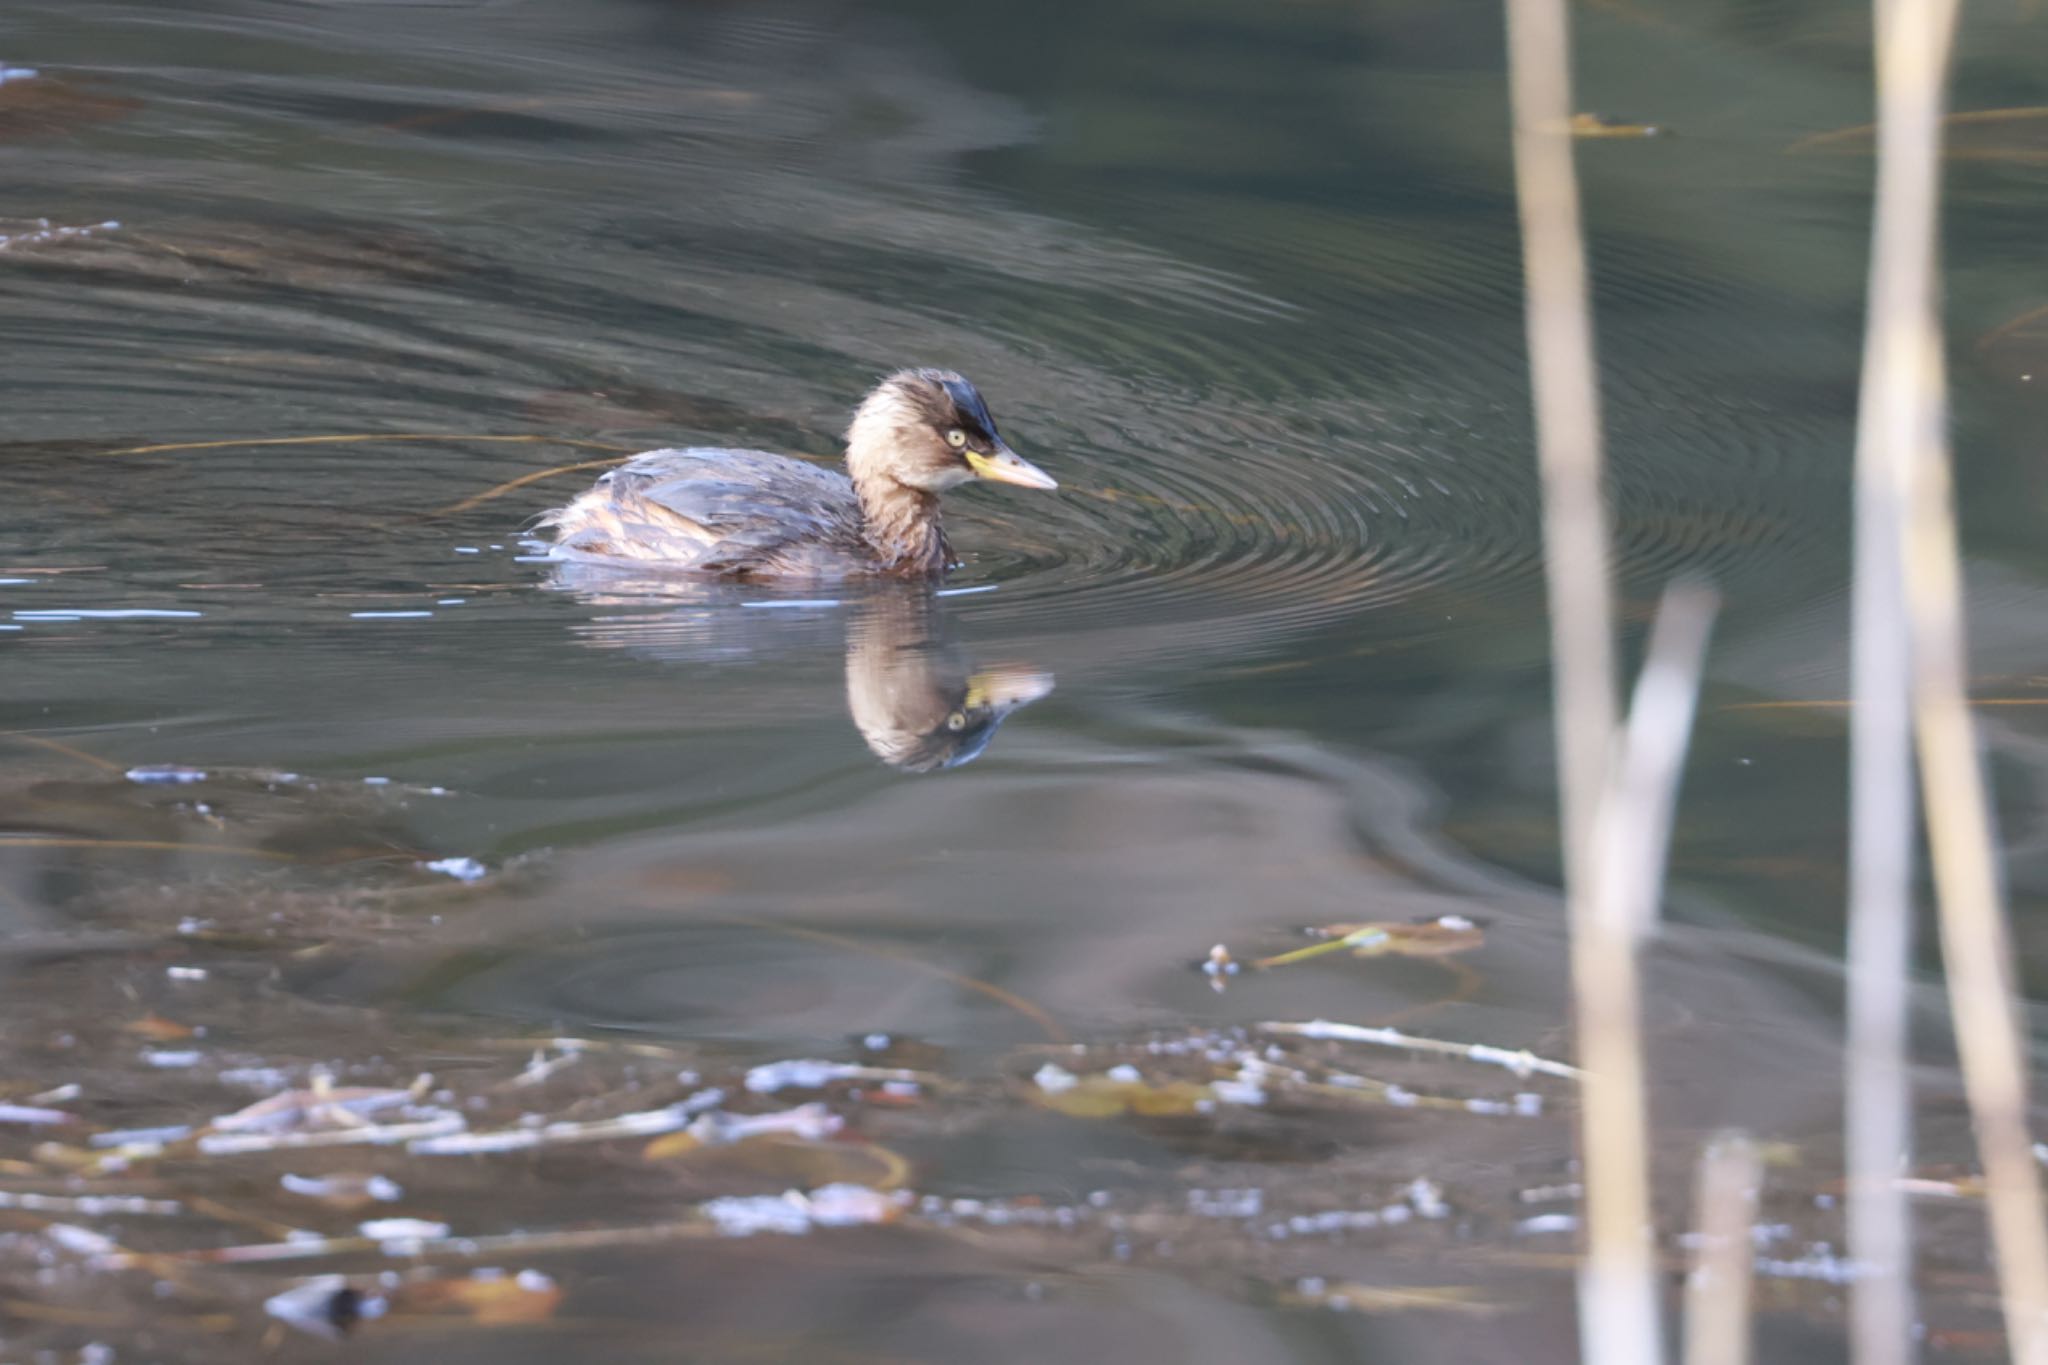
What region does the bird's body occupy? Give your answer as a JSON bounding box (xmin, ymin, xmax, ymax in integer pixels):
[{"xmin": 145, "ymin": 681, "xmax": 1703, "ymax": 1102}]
[
  {"xmin": 537, "ymin": 369, "xmax": 1054, "ymax": 581},
  {"xmin": 542, "ymin": 447, "xmax": 930, "ymax": 579}
]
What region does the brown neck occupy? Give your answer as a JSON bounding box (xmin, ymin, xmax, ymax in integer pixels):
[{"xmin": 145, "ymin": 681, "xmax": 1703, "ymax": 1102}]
[{"xmin": 852, "ymin": 471, "xmax": 951, "ymax": 575}]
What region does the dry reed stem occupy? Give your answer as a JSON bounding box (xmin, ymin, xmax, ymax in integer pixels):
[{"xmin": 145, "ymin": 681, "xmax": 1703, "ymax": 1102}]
[
  {"xmin": 1504, "ymin": 0, "xmax": 1619, "ymax": 897},
  {"xmin": 1683, "ymin": 1133, "xmax": 1761, "ymax": 1365},
  {"xmin": 1575, "ymin": 583, "xmax": 1715, "ymax": 1364},
  {"xmin": 1864, "ymin": 0, "xmax": 2048, "ymax": 1359},
  {"xmin": 1844, "ymin": 0, "xmax": 1922, "ymax": 1355},
  {"xmin": 1504, "ymin": 0, "xmax": 1658, "ymax": 1358}
]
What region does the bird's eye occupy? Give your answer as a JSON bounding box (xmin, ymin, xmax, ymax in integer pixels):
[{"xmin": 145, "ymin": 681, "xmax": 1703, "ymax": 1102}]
[
  {"xmin": 945, "ymin": 711, "xmax": 967, "ymax": 731},
  {"xmin": 944, "ymin": 428, "xmax": 968, "ymax": 449}
]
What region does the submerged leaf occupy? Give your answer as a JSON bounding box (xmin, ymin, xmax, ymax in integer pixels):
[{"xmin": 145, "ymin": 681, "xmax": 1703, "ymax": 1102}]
[
  {"xmin": 1285, "ymin": 1280, "xmax": 1511, "ymax": 1316},
  {"xmin": 390, "ymin": 1269, "xmax": 562, "ymax": 1324},
  {"xmin": 0, "ymin": 74, "xmax": 141, "ymax": 140},
  {"xmin": 1028, "ymin": 1066, "xmax": 1216, "ymax": 1119},
  {"xmin": 644, "ymin": 1134, "xmax": 912, "ymax": 1191}
]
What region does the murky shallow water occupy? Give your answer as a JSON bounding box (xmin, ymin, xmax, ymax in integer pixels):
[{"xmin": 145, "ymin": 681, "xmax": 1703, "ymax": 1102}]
[{"xmin": 5, "ymin": 0, "xmax": 2048, "ymax": 1359}]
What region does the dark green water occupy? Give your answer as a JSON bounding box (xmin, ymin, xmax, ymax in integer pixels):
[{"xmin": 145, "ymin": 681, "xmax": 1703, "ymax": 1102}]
[{"xmin": 5, "ymin": 0, "xmax": 2048, "ymax": 1359}]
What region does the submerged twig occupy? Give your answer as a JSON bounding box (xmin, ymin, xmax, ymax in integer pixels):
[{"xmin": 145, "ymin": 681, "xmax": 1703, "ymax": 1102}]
[
  {"xmin": 0, "ymin": 731, "xmax": 123, "ymax": 772},
  {"xmin": 1256, "ymin": 1020, "xmax": 1583, "ymax": 1081},
  {"xmin": 94, "ymin": 433, "xmax": 632, "ymax": 459},
  {"xmin": 428, "ymin": 456, "xmax": 634, "ymax": 518},
  {"xmin": 719, "ymin": 916, "xmax": 1067, "ymax": 1044},
  {"xmin": 1788, "ymin": 104, "xmax": 2048, "ymax": 153}
]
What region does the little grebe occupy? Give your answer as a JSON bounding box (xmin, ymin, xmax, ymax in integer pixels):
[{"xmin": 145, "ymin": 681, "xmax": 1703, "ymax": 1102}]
[{"xmin": 539, "ymin": 368, "xmax": 1056, "ymax": 578}]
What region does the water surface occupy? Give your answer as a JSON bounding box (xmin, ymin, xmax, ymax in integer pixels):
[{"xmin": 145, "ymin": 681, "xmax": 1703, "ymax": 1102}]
[{"xmin": 6, "ymin": 0, "xmax": 2048, "ymax": 1358}]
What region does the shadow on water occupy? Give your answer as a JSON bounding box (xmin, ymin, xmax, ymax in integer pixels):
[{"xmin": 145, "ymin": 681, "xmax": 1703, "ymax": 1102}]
[{"xmin": 3, "ymin": 0, "xmax": 2048, "ymax": 1358}]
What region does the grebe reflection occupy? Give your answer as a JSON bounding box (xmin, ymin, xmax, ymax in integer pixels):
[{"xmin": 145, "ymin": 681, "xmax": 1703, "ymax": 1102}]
[{"xmin": 547, "ymin": 566, "xmax": 1050, "ymax": 771}]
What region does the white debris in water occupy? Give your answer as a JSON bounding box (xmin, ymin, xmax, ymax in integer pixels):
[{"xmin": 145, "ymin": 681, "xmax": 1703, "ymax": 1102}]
[
  {"xmin": 688, "ymin": 1102, "xmax": 841, "ymax": 1145},
  {"xmin": 745, "ymin": 1059, "xmax": 862, "ymax": 1093},
  {"xmin": 0, "ymin": 66, "xmax": 40, "ymax": 83},
  {"xmin": 45, "ymin": 1224, "xmax": 120, "ymax": 1257},
  {"xmin": 407, "ymin": 1090, "xmax": 723, "ymax": 1155},
  {"xmin": 142, "ymin": 1049, "xmax": 204, "ymax": 1069},
  {"xmin": 1103, "ymin": 1064, "xmax": 1142, "ymax": 1084},
  {"xmin": 741, "ymin": 1059, "xmax": 924, "ymax": 1096},
  {"xmin": 0, "ymin": 217, "xmax": 121, "ymax": 251},
  {"xmin": 418, "ymin": 856, "xmax": 488, "ymax": 883},
  {"xmin": 348, "ymin": 611, "xmax": 433, "ymax": 620},
  {"xmin": 362, "ymin": 776, "xmax": 392, "ymax": 785},
  {"xmin": 88, "ymin": 1124, "xmax": 190, "ymax": 1148},
  {"xmin": 701, "ymin": 1183, "xmax": 907, "ymax": 1237},
  {"xmin": 1208, "ymin": 1077, "xmax": 1266, "ymax": 1107},
  {"xmin": 216, "ymin": 1066, "xmax": 292, "ymax": 1090},
  {"xmin": 126, "ymin": 765, "xmax": 208, "ymax": 785},
  {"xmin": 0, "ymin": 1190, "xmax": 180, "ymax": 1215},
  {"xmin": 1756, "ymin": 1245, "xmax": 1870, "ymax": 1284},
  {"xmin": 0, "ymin": 1103, "xmax": 75, "ymax": 1126},
  {"xmin": 282, "ymin": 1172, "xmax": 402, "ymax": 1203},
  {"xmin": 166, "ymin": 966, "xmax": 208, "ymax": 981},
  {"xmin": 1518, "ymin": 1182, "xmax": 1582, "ymax": 1203},
  {"xmin": 1032, "ymin": 1062, "xmax": 1079, "ymax": 1095},
  {"xmin": 16, "ymin": 608, "xmax": 198, "ymax": 620},
  {"xmin": 1407, "ymin": 1179, "xmax": 1449, "ymax": 1219},
  {"xmin": 1517, "ymin": 1213, "xmax": 1580, "ymax": 1235},
  {"xmin": 453, "ymin": 546, "xmax": 481, "ymax": 554},
  {"xmin": 359, "ymin": 1217, "xmax": 449, "ymax": 1242},
  {"xmin": 702, "ymin": 1191, "xmax": 814, "ymax": 1237},
  {"xmin": 1187, "ymin": 1187, "xmax": 1263, "ymax": 1219}
]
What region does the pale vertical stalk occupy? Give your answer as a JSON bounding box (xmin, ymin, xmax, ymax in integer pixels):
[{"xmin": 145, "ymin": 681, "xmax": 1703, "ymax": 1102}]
[
  {"xmin": 1504, "ymin": 0, "xmax": 1619, "ymax": 892},
  {"xmin": 1868, "ymin": 1, "xmax": 2048, "ymax": 1359},
  {"xmin": 1845, "ymin": 0, "xmax": 1919, "ymax": 1355},
  {"xmin": 1684, "ymin": 1133, "xmax": 1762, "ymax": 1365},
  {"xmin": 1503, "ymin": 0, "xmax": 1643, "ymax": 1358},
  {"xmin": 1572, "ymin": 582, "xmax": 1716, "ymax": 1365}
]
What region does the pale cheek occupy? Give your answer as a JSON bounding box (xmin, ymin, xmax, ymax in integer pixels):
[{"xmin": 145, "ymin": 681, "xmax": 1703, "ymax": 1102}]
[{"xmin": 899, "ymin": 461, "xmax": 972, "ymax": 492}]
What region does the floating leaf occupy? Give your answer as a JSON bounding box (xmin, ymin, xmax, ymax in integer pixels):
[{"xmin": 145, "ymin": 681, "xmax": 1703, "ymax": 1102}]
[
  {"xmin": 1568, "ymin": 112, "xmax": 1668, "ymax": 138},
  {"xmin": 1256, "ymin": 915, "xmax": 1485, "ymax": 969}
]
